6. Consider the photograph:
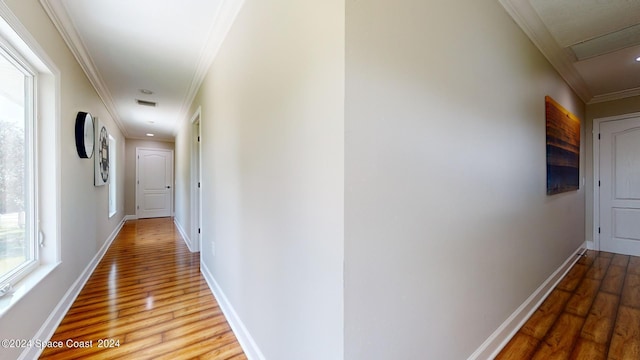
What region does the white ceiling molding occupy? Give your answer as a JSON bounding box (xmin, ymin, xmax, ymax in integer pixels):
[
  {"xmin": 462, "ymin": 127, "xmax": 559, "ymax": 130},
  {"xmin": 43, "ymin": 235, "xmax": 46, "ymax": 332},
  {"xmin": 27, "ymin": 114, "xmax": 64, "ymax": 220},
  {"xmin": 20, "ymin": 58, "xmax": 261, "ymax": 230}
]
[
  {"xmin": 175, "ymin": 0, "xmax": 246, "ymax": 136},
  {"xmin": 40, "ymin": 0, "xmax": 129, "ymax": 137},
  {"xmin": 499, "ymin": 0, "xmax": 593, "ymax": 103},
  {"xmin": 589, "ymin": 86, "xmax": 640, "ymax": 104}
]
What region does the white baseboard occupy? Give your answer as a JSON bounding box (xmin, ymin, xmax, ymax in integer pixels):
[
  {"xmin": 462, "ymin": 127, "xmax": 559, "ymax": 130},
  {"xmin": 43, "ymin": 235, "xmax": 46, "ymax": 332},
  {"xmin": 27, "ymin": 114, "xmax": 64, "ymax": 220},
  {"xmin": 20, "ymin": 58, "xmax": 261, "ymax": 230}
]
[
  {"xmin": 19, "ymin": 218, "xmax": 126, "ymax": 360},
  {"xmin": 467, "ymin": 242, "xmax": 587, "ymax": 360},
  {"xmin": 173, "ymin": 218, "xmax": 195, "ymax": 253},
  {"xmin": 201, "ymin": 262, "xmax": 265, "ymax": 360},
  {"xmin": 124, "ymin": 214, "xmax": 137, "ymax": 221}
]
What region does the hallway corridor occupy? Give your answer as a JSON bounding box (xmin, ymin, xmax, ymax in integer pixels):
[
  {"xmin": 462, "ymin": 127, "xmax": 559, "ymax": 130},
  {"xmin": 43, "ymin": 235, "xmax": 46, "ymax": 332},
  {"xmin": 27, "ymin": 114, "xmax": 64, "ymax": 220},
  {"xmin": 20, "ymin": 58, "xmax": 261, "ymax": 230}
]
[{"xmin": 39, "ymin": 218, "xmax": 246, "ymax": 359}]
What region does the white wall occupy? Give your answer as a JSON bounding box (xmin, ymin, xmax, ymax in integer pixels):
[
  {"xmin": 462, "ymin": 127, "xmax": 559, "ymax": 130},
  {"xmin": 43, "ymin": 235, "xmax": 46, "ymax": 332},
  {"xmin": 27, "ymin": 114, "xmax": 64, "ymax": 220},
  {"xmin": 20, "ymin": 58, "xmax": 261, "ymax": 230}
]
[
  {"xmin": 344, "ymin": 0, "xmax": 585, "ymax": 359},
  {"xmin": 176, "ymin": 0, "xmax": 344, "ymax": 359},
  {"xmin": 174, "ymin": 113, "xmax": 194, "ymax": 248},
  {"xmin": 0, "ymin": 0, "xmax": 125, "ymax": 358}
]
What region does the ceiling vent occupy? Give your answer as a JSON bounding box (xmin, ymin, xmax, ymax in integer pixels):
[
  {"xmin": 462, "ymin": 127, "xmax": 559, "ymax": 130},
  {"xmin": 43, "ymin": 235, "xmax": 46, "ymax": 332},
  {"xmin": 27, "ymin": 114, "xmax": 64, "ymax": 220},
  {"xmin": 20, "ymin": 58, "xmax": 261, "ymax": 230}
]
[{"xmin": 136, "ymin": 99, "xmax": 157, "ymax": 107}]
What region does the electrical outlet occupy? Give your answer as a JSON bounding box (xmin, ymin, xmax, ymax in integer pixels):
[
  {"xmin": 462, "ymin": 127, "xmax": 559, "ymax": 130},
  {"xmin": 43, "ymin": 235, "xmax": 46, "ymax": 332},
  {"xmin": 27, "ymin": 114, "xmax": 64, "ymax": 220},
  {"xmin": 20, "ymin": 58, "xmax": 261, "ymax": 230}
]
[{"xmin": 211, "ymin": 242, "xmax": 216, "ymax": 257}]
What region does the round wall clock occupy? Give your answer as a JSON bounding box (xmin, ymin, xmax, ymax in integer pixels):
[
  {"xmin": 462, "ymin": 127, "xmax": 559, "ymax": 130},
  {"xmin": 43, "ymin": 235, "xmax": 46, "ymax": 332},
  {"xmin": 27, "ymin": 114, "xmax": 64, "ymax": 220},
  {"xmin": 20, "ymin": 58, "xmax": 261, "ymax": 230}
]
[
  {"xmin": 74, "ymin": 112, "xmax": 94, "ymax": 158},
  {"xmin": 98, "ymin": 125, "xmax": 109, "ymax": 183}
]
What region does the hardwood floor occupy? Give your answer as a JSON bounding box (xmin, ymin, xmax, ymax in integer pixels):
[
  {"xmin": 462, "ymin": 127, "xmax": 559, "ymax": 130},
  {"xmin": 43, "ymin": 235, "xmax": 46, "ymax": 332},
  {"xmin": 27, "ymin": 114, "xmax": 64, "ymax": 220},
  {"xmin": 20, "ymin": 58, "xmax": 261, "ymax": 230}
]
[
  {"xmin": 39, "ymin": 218, "xmax": 246, "ymax": 360},
  {"xmin": 496, "ymin": 250, "xmax": 640, "ymax": 360}
]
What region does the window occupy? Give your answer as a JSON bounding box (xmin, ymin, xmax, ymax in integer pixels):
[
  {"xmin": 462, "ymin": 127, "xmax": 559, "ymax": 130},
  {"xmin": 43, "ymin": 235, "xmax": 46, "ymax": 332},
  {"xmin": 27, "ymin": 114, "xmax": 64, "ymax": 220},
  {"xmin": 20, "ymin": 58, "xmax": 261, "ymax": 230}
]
[
  {"xmin": 0, "ymin": 45, "xmax": 36, "ymax": 288},
  {"xmin": 108, "ymin": 135, "xmax": 116, "ymax": 217},
  {"xmin": 0, "ymin": 2, "xmax": 59, "ymax": 312}
]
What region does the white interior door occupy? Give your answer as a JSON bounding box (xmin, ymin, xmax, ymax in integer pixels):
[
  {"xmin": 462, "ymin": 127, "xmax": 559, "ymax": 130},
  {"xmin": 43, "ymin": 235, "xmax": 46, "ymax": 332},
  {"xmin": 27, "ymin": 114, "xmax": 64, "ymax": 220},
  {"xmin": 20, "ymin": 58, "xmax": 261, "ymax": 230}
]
[
  {"xmin": 137, "ymin": 148, "xmax": 173, "ymax": 218},
  {"xmin": 599, "ymin": 116, "xmax": 640, "ymax": 255}
]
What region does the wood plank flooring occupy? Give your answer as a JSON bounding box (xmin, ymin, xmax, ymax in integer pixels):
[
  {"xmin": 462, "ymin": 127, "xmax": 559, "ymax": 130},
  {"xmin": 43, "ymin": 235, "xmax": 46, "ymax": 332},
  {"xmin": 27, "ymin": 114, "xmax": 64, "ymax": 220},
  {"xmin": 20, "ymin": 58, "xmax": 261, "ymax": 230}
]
[
  {"xmin": 496, "ymin": 250, "xmax": 640, "ymax": 360},
  {"xmin": 39, "ymin": 218, "xmax": 246, "ymax": 360}
]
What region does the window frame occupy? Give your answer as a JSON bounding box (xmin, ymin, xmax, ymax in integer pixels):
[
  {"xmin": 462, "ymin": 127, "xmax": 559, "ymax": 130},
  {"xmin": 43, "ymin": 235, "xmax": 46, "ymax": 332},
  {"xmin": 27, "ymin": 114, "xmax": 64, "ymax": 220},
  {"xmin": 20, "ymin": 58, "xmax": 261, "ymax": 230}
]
[
  {"xmin": 0, "ymin": 2, "xmax": 61, "ymax": 316},
  {"xmin": 0, "ymin": 40, "xmax": 39, "ymax": 289}
]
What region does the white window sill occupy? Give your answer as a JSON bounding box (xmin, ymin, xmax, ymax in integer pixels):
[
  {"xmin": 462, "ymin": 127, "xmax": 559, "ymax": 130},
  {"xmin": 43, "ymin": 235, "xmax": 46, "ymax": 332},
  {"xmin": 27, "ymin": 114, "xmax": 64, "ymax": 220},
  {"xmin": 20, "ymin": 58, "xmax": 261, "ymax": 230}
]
[{"xmin": 0, "ymin": 262, "xmax": 61, "ymax": 318}]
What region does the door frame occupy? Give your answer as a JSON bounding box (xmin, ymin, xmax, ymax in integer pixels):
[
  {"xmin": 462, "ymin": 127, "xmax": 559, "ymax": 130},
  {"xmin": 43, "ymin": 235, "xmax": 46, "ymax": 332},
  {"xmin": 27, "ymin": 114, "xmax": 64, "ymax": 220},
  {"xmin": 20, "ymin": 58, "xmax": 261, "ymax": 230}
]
[
  {"xmin": 190, "ymin": 107, "xmax": 202, "ymax": 252},
  {"xmin": 592, "ymin": 111, "xmax": 640, "ymax": 251},
  {"xmin": 135, "ymin": 147, "xmax": 174, "ymax": 219}
]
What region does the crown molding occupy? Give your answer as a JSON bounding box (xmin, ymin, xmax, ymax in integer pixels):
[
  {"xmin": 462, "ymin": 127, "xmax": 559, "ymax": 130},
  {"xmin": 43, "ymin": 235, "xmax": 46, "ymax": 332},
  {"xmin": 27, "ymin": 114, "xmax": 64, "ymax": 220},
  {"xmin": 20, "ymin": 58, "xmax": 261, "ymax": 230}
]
[
  {"xmin": 39, "ymin": 0, "xmax": 129, "ymax": 138},
  {"xmin": 588, "ymin": 86, "xmax": 640, "ymax": 104},
  {"xmin": 174, "ymin": 0, "xmax": 245, "ymax": 135},
  {"xmin": 499, "ymin": 0, "xmax": 593, "ymax": 104}
]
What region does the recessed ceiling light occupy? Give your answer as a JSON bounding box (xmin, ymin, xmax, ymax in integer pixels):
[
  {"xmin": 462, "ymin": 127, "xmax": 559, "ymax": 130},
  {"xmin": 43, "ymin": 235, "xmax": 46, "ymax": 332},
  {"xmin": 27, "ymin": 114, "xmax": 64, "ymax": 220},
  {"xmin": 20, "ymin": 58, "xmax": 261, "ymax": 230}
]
[
  {"xmin": 636, "ymin": 56, "xmax": 640, "ymax": 62},
  {"xmin": 140, "ymin": 89, "xmax": 154, "ymax": 95},
  {"xmin": 146, "ymin": 133, "xmax": 155, "ymax": 137}
]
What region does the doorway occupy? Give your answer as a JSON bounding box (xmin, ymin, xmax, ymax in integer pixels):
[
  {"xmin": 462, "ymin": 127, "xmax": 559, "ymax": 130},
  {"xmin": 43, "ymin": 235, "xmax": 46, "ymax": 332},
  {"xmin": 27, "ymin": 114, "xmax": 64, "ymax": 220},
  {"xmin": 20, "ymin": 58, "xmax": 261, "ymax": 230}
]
[
  {"xmin": 191, "ymin": 108, "xmax": 202, "ymax": 252},
  {"xmin": 595, "ymin": 113, "xmax": 640, "ymax": 256},
  {"xmin": 136, "ymin": 148, "xmax": 174, "ymax": 218}
]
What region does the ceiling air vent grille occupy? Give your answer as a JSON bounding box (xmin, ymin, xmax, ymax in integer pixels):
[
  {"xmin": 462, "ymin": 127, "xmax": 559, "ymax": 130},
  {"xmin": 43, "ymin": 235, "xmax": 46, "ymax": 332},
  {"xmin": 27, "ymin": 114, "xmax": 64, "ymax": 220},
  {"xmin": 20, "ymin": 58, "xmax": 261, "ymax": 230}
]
[{"xmin": 136, "ymin": 99, "xmax": 157, "ymax": 107}]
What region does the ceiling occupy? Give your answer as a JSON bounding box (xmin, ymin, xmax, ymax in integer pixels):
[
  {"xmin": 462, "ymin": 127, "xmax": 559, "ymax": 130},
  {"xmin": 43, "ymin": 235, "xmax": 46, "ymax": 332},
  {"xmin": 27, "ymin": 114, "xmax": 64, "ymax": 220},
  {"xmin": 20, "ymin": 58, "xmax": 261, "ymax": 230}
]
[
  {"xmin": 40, "ymin": 0, "xmax": 640, "ymax": 136},
  {"xmin": 500, "ymin": 0, "xmax": 640, "ymax": 104},
  {"xmin": 40, "ymin": 0, "xmax": 243, "ymax": 141}
]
